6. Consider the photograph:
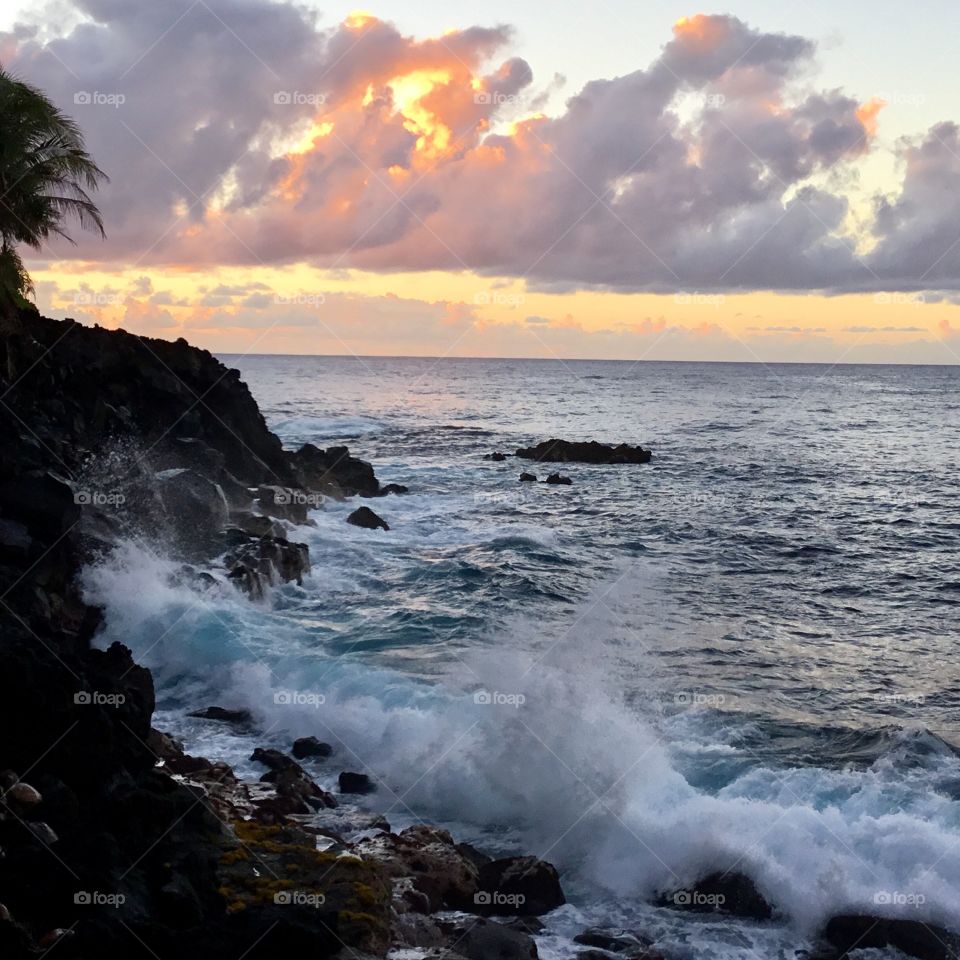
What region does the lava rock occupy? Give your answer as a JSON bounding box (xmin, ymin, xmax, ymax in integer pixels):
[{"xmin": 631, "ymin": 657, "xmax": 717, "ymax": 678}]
[
  {"xmin": 188, "ymin": 706, "xmax": 252, "ymax": 724},
  {"xmin": 574, "ymin": 927, "xmax": 653, "ymax": 954},
  {"xmin": 473, "ymin": 856, "xmax": 566, "ymax": 916},
  {"xmin": 518, "ymin": 473, "xmax": 537, "ymax": 482},
  {"xmin": 544, "ymin": 473, "xmax": 572, "ymax": 486},
  {"xmin": 377, "ymin": 483, "xmax": 410, "ymax": 496},
  {"xmin": 485, "ymin": 452, "xmax": 508, "ymax": 462},
  {"xmin": 347, "ymin": 506, "xmax": 389, "ymax": 531},
  {"xmin": 516, "ymin": 439, "xmax": 652, "ymax": 465},
  {"xmin": 339, "ymin": 771, "xmax": 375, "ymax": 794},
  {"xmin": 289, "ymin": 443, "xmax": 380, "ymax": 497},
  {"xmin": 444, "ymin": 918, "xmax": 538, "ymax": 960},
  {"xmin": 291, "ymin": 736, "xmax": 333, "ymax": 760},
  {"xmin": 658, "ymin": 871, "xmax": 773, "ymax": 920},
  {"xmin": 257, "ymin": 485, "xmax": 309, "ymax": 524},
  {"xmin": 824, "ymin": 916, "xmax": 960, "ymax": 960}
]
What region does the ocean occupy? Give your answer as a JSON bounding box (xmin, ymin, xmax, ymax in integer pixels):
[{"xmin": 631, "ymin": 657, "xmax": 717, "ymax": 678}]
[{"xmin": 83, "ymin": 356, "xmax": 960, "ymax": 958}]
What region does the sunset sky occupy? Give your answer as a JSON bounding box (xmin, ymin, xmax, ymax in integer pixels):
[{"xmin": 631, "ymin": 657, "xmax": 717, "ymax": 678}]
[{"xmin": 3, "ymin": 0, "xmax": 960, "ymax": 362}]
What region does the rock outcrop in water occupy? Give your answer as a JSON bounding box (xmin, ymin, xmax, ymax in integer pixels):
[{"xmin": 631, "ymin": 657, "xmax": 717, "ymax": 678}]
[{"xmin": 516, "ymin": 439, "xmax": 652, "ymax": 464}]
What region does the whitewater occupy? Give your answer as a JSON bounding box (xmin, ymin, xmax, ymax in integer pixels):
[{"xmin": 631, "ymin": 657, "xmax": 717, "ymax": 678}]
[{"xmin": 84, "ymin": 355, "xmax": 960, "ymax": 958}]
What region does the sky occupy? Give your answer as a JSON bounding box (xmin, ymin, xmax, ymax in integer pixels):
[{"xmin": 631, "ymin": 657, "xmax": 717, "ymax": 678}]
[{"xmin": 3, "ymin": 0, "xmax": 960, "ymax": 362}]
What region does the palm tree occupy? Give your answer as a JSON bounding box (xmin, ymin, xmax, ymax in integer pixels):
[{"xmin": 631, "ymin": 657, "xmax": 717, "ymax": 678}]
[{"xmin": 0, "ymin": 67, "xmax": 107, "ymax": 315}]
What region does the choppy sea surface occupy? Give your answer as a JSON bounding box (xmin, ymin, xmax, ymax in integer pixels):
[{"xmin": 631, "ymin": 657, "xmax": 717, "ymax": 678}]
[{"xmin": 86, "ymin": 357, "xmax": 960, "ymax": 958}]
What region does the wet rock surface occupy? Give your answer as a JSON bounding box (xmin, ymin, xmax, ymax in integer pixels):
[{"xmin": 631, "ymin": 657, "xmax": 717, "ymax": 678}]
[{"xmin": 516, "ymin": 439, "xmax": 652, "ymax": 465}]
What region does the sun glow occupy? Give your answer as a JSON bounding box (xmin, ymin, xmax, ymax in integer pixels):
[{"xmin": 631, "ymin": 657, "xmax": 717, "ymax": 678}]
[{"xmin": 387, "ymin": 69, "xmax": 453, "ymax": 162}]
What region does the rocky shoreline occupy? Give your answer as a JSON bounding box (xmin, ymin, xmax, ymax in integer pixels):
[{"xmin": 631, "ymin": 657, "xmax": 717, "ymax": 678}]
[{"xmin": 0, "ymin": 312, "xmax": 955, "ymax": 960}]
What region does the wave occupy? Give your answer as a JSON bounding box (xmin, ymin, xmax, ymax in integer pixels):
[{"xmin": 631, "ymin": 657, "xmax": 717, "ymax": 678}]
[
  {"xmin": 268, "ymin": 414, "xmax": 387, "ymax": 443},
  {"xmin": 81, "ymin": 542, "xmax": 960, "ymax": 946}
]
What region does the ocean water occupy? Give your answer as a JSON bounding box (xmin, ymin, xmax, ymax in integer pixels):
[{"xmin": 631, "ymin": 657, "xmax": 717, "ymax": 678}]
[{"xmin": 84, "ymin": 357, "xmax": 960, "ymax": 958}]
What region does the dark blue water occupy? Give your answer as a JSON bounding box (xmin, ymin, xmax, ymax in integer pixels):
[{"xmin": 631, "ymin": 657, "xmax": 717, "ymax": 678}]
[{"xmin": 87, "ymin": 357, "xmax": 960, "ymax": 958}]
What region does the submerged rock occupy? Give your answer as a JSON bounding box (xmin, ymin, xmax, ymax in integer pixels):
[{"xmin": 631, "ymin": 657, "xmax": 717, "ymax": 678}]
[
  {"xmin": 516, "ymin": 439, "xmax": 651, "ymax": 465},
  {"xmin": 657, "ymin": 871, "xmax": 773, "ymax": 920},
  {"xmin": 292, "ymin": 736, "xmax": 333, "ymax": 759},
  {"xmin": 519, "ymin": 473, "xmax": 537, "ymax": 482},
  {"xmin": 347, "ymin": 506, "xmax": 389, "ymax": 531},
  {"xmin": 188, "ymin": 706, "xmax": 253, "ymax": 724},
  {"xmin": 485, "ymin": 452, "xmax": 508, "ymax": 462},
  {"xmin": 339, "ymin": 771, "xmax": 375, "ymax": 794},
  {"xmin": 544, "ymin": 473, "xmax": 572, "ymax": 486}
]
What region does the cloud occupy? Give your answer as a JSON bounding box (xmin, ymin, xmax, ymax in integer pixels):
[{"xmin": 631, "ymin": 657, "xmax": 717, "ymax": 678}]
[{"xmin": 3, "ymin": 4, "xmax": 959, "ymax": 294}]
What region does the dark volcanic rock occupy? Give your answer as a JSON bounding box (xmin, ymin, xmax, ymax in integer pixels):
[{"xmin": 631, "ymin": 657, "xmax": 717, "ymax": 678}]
[
  {"xmin": 658, "ymin": 871, "xmax": 773, "ymax": 920},
  {"xmin": 544, "ymin": 473, "xmax": 572, "ymax": 486},
  {"xmin": 444, "ymin": 918, "xmax": 538, "ymax": 960},
  {"xmin": 519, "ymin": 473, "xmax": 537, "ymax": 482},
  {"xmin": 339, "ymin": 771, "xmax": 375, "ymax": 794},
  {"xmin": 289, "ymin": 442, "xmax": 380, "ymax": 497},
  {"xmin": 188, "ymin": 706, "xmax": 252, "ymax": 724},
  {"xmin": 574, "ymin": 927, "xmax": 653, "ymax": 954},
  {"xmin": 357, "ymin": 825, "xmax": 479, "ymax": 913},
  {"xmin": 292, "ymin": 736, "xmax": 333, "ymax": 759},
  {"xmin": 516, "ymin": 439, "xmax": 651, "ymax": 465},
  {"xmin": 347, "ymin": 506, "xmax": 389, "ymax": 531},
  {"xmin": 485, "ymin": 452, "xmax": 508, "ymax": 462},
  {"xmin": 378, "ymin": 483, "xmax": 410, "ymax": 496},
  {"xmin": 824, "ymin": 915, "xmax": 960, "ymax": 960},
  {"xmin": 473, "ymin": 856, "xmax": 566, "ymax": 916}
]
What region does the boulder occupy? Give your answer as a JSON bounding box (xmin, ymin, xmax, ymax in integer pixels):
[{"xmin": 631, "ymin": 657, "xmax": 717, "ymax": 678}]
[
  {"xmin": 516, "ymin": 439, "xmax": 651, "ymax": 465},
  {"xmin": 824, "ymin": 916, "xmax": 960, "ymax": 960},
  {"xmin": 357, "ymin": 825, "xmax": 480, "ymax": 912},
  {"xmin": 544, "ymin": 474, "xmax": 572, "ymax": 486},
  {"xmin": 154, "ymin": 468, "xmax": 230, "ymax": 554},
  {"xmin": 378, "ymin": 483, "xmax": 409, "ymax": 496},
  {"xmin": 473, "ymin": 856, "xmax": 565, "ymax": 916},
  {"xmin": 657, "ymin": 871, "xmax": 773, "ymax": 920},
  {"xmin": 339, "ymin": 771, "xmax": 375, "ymax": 794},
  {"xmin": 257, "ymin": 485, "xmax": 309, "ymax": 524},
  {"xmin": 347, "ymin": 507, "xmax": 389, "ymax": 531},
  {"xmin": 485, "ymin": 453, "xmax": 508, "ymax": 462},
  {"xmin": 188, "ymin": 706, "xmax": 252, "ymax": 724},
  {"xmin": 250, "ymin": 747, "xmax": 299, "ymax": 772},
  {"xmin": 289, "ymin": 443, "xmax": 380, "ymax": 497},
  {"xmin": 519, "ymin": 473, "xmax": 537, "ymax": 483},
  {"xmin": 443, "ymin": 918, "xmax": 538, "ymax": 960},
  {"xmin": 574, "ymin": 928, "xmax": 653, "ymax": 954},
  {"xmin": 292, "ymin": 736, "xmax": 333, "ymax": 760}
]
